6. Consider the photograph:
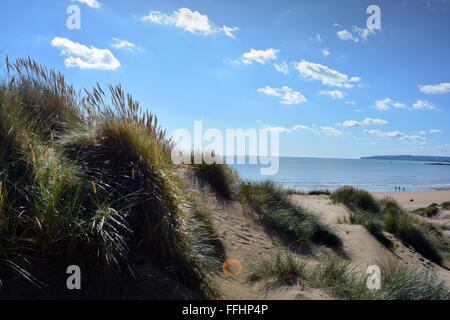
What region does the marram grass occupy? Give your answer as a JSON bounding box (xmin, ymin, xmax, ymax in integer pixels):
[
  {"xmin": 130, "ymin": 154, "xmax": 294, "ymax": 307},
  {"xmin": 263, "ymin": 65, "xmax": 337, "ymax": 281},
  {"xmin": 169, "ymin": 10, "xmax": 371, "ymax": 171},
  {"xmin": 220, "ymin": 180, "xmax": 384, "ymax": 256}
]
[{"xmin": 0, "ymin": 57, "xmax": 223, "ymax": 299}]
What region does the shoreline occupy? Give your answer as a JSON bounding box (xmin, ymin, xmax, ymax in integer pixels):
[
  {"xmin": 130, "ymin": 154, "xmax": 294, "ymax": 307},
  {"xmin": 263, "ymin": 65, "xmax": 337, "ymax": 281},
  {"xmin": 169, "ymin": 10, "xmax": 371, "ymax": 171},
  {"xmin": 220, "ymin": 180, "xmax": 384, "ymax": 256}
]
[{"xmin": 373, "ymin": 189, "xmax": 450, "ymax": 210}]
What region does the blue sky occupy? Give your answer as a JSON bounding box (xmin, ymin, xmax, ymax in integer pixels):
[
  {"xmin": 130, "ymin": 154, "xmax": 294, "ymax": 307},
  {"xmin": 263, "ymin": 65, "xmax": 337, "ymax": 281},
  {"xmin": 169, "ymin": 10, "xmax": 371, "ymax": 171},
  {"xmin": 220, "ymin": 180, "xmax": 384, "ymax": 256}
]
[{"xmin": 1, "ymin": 0, "xmax": 449, "ymax": 158}]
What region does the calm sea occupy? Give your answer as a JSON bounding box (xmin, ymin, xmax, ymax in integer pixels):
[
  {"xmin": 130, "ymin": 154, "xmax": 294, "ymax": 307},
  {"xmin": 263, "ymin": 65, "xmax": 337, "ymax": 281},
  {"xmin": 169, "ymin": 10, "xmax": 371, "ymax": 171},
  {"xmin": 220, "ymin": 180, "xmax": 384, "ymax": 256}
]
[{"xmin": 231, "ymin": 157, "xmax": 450, "ymax": 192}]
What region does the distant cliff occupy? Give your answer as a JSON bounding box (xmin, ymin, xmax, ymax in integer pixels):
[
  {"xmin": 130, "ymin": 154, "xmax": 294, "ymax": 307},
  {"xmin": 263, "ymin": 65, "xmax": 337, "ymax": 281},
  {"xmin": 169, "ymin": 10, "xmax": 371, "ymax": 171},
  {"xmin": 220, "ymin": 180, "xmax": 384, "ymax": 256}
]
[{"xmin": 361, "ymin": 155, "xmax": 450, "ymax": 163}]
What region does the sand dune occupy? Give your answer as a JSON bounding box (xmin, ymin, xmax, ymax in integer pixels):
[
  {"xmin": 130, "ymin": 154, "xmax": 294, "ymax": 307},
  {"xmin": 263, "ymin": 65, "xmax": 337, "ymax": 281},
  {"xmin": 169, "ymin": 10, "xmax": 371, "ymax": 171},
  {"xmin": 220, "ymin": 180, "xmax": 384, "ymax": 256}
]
[{"xmin": 211, "ymin": 192, "xmax": 450, "ymax": 299}]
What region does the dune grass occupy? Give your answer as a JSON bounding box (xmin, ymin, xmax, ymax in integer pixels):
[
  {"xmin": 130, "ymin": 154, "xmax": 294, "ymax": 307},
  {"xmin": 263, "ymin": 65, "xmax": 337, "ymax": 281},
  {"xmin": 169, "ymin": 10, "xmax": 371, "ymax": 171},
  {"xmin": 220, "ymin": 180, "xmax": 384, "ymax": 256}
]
[
  {"xmin": 311, "ymin": 257, "xmax": 449, "ymax": 300},
  {"xmin": 246, "ymin": 251, "xmax": 307, "ymax": 284},
  {"xmin": 239, "ymin": 181, "xmax": 342, "ymax": 249},
  {"xmin": 247, "ymin": 253, "xmax": 449, "ymax": 299},
  {"xmin": 307, "ymin": 189, "xmax": 331, "ymax": 196},
  {"xmin": 0, "ymin": 58, "xmax": 223, "ymax": 299},
  {"xmin": 331, "ymin": 186, "xmax": 380, "ymax": 214},
  {"xmin": 332, "ymin": 187, "xmax": 443, "ymax": 264},
  {"xmin": 441, "ymin": 201, "xmax": 450, "ymax": 210},
  {"xmin": 189, "ymin": 153, "xmax": 239, "ymax": 200},
  {"xmin": 413, "ymin": 203, "xmax": 440, "ymax": 217}
]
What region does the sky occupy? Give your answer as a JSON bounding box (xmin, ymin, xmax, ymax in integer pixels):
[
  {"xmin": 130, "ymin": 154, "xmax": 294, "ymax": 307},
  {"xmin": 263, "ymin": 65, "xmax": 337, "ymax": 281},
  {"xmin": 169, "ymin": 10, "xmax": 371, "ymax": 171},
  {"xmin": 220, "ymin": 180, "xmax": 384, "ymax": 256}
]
[{"xmin": 1, "ymin": 0, "xmax": 449, "ymax": 159}]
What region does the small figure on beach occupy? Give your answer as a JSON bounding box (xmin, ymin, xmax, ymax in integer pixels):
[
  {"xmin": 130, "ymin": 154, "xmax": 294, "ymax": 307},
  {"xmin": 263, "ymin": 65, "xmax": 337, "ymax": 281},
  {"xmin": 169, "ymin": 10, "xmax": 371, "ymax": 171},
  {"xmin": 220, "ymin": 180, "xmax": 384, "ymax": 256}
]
[{"xmin": 395, "ymin": 186, "xmax": 398, "ymax": 191}]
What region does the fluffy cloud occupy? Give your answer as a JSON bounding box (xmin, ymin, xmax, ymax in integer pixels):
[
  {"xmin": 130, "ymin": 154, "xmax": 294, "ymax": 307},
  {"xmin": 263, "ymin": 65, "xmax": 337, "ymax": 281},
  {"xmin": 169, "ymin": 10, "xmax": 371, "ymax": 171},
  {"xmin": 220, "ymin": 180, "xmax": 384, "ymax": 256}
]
[
  {"xmin": 419, "ymin": 83, "xmax": 450, "ymax": 95},
  {"xmin": 374, "ymin": 98, "xmax": 406, "ymax": 111},
  {"xmin": 75, "ymin": 0, "xmax": 102, "ymax": 8},
  {"xmin": 361, "ymin": 118, "xmax": 388, "ymax": 125},
  {"xmin": 292, "ymin": 124, "xmax": 319, "ymax": 134},
  {"xmin": 258, "ymin": 86, "xmax": 307, "ymax": 105},
  {"xmin": 51, "ymin": 37, "xmax": 120, "ymax": 71},
  {"xmin": 295, "ymin": 60, "xmax": 361, "ymax": 88},
  {"xmin": 110, "ymin": 38, "xmax": 138, "ymax": 52},
  {"xmin": 364, "ymin": 130, "xmax": 426, "ymax": 144},
  {"xmin": 337, "ymin": 26, "xmax": 376, "ymax": 42},
  {"xmin": 220, "ymin": 26, "xmax": 239, "ymax": 38},
  {"xmin": 319, "ymin": 90, "xmax": 345, "ymax": 100},
  {"xmin": 235, "ymin": 48, "xmax": 279, "ymax": 65},
  {"xmin": 142, "ymin": 7, "xmax": 237, "ymax": 38},
  {"xmin": 412, "ymin": 100, "xmax": 437, "ymax": 110},
  {"xmin": 321, "ymin": 126, "xmax": 344, "ymax": 136},
  {"xmin": 430, "ymin": 129, "xmax": 443, "ymax": 134},
  {"xmin": 261, "ymin": 126, "xmax": 292, "ymax": 134},
  {"xmin": 261, "ymin": 124, "xmax": 342, "ymax": 136},
  {"xmin": 341, "ymin": 120, "xmax": 362, "ymax": 128},
  {"xmin": 341, "ymin": 118, "xmax": 388, "ymax": 127},
  {"xmin": 322, "ymin": 48, "xmax": 331, "ymax": 58},
  {"xmin": 274, "ymin": 61, "xmax": 289, "ymax": 74},
  {"xmin": 310, "ymin": 33, "xmax": 322, "ymax": 42}
]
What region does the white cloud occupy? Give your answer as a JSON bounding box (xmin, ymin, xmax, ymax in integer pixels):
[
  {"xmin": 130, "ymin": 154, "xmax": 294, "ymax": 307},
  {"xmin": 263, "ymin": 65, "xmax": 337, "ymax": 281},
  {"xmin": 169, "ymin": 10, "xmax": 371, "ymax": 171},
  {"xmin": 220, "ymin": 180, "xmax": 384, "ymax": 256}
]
[
  {"xmin": 262, "ymin": 124, "xmax": 343, "ymax": 136},
  {"xmin": 319, "ymin": 90, "xmax": 345, "ymax": 100},
  {"xmin": 345, "ymin": 100, "xmax": 356, "ymax": 106},
  {"xmin": 364, "ymin": 129, "xmax": 426, "ymax": 144},
  {"xmin": 337, "ymin": 26, "xmax": 376, "ymax": 42},
  {"xmin": 310, "ymin": 33, "xmax": 322, "ymax": 42},
  {"xmin": 337, "ymin": 29, "xmax": 355, "ymax": 42},
  {"xmin": 235, "ymin": 48, "xmax": 279, "ymax": 65},
  {"xmin": 412, "ymin": 99, "xmax": 436, "ymax": 110},
  {"xmin": 419, "ymin": 82, "xmax": 450, "ymax": 95},
  {"xmin": 341, "ymin": 120, "xmax": 362, "ymax": 128},
  {"xmin": 274, "ymin": 61, "xmax": 289, "ymax": 74},
  {"xmin": 258, "ymin": 86, "xmax": 307, "ymax": 105},
  {"xmin": 341, "ymin": 118, "xmax": 387, "ymax": 128},
  {"xmin": 430, "ymin": 129, "xmax": 443, "ymax": 134},
  {"xmin": 220, "ymin": 26, "xmax": 239, "ymax": 38},
  {"xmin": 322, "ymin": 48, "xmax": 331, "ymax": 58},
  {"xmin": 362, "ymin": 118, "xmax": 388, "ymax": 125},
  {"xmin": 374, "ymin": 98, "xmax": 406, "ymax": 111},
  {"xmin": 321, "ymin": 126, "xmax": 344, "ymax": 136},
  {"xmin": 262, "ymin": 126, "xmax": 292, "ymax": 134},
  {"xmin": 292, "ymin": 124, "xmax": 319, "ymax": 134},
  {"xmin": 75, "ymin": 0, "xmax": 102, "ymax": 9},
  {"xmin": 51, "ymin": 37, "xmax": 120, "ymax": 71},
  {"xmin": 110, "ymin": 38, "xmax": 138, "ymax": 52},
  {"xmin": 142, "ymin": 8, "xmax": 237, "ymax": 37},
  {"xmin": 295, "ymin": 60, "xmax": 361, "ymax": 88}
]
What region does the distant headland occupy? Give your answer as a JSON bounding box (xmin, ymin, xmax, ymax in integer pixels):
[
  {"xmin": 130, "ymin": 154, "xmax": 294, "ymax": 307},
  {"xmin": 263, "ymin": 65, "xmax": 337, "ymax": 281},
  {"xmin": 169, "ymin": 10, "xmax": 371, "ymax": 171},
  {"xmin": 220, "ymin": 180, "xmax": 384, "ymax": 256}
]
[{"xmin": 361, "ymin": 155, "xmax": 450, "ymax": 163}]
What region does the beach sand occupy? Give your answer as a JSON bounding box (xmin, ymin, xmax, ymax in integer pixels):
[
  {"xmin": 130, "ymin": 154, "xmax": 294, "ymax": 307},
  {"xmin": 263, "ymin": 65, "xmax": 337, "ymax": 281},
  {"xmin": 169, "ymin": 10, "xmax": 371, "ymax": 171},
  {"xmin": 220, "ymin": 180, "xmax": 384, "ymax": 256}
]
[{"xmin": 373, "ymin": 190, "xmax": 450, "ymax": 210}]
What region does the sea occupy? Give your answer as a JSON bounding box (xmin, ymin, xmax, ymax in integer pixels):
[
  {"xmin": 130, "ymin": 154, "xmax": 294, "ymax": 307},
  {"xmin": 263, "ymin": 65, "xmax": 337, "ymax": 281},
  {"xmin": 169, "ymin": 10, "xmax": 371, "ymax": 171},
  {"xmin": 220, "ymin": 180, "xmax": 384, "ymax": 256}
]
[{"xmin": 231, "ymin": 157, "xmax": 450, "ymax": 192}]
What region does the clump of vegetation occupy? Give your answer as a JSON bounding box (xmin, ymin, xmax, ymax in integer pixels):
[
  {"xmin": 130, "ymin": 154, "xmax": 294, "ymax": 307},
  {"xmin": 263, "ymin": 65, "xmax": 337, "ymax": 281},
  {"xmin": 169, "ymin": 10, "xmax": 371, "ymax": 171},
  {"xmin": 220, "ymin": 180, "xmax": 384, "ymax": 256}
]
[
  {"xmin": 246, "ymin": 251, "xmax": 307, "ymax": 284},
  {"xmin": 440, "ymin": 201, "xmax": 450, "ymax": 210},
  {"xmin": 0, "ymin": 57, "xmax": 223, "ymax": 299},
  {"xmin": 413, "ymin": 204, "xmax": 440, "ymax": 217},
  {"xmin": 308, "ymin": 189, "xmax": 331, "ymax": 196},
  {"xmin": 239, "ymin": 181, "xmax": 342, "ymax": 249},
  {"xmin": 248, "ymin": 254, "xmax": 449, "ymax": 300},
  {"xmin": 332, "ymin": 187, "xmax": 443, "ymax": 264},
  {"xmin": 189, "ymin": 153, "xmax": 239, "ymax": 200},
  {"xmin": 311, "ymin": 257, "xmax": 449, "ymax": 300},
  {"xmin": 384, "ymin": 210, "xmax": 442, "ymax": 264},
  {"xmin": 331, "ymin": 186, "xmax": 380, "ymax": 214}
]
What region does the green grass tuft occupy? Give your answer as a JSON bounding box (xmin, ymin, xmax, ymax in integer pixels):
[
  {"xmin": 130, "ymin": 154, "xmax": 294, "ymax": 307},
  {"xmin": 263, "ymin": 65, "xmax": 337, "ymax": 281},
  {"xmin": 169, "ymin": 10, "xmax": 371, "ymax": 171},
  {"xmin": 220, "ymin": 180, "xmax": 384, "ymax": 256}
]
[
  {"xmin": 246, "ymin": 251, "xmax": 307, "ymax": 284},
  {"xmin": 239, "ymin": 181, "xmax": 342, "ymax": 249},
  {"xmin": 331, "ymin": 186, "xmax": 380, "ymax": 214},
  {"xmin": 440, "ymin": 201, "xmax": 450, "ymax": 210}
]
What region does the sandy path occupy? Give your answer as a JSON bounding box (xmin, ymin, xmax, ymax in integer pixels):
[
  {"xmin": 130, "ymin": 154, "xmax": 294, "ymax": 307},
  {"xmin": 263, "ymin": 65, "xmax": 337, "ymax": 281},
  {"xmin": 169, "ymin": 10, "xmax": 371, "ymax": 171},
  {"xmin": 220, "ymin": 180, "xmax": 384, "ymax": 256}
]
[
  {"xmin": 210, "ymin": 200, "xmax": 330, "ymax": 299},
  {"xmin": 373, "ymin": 190, "xmax": 450, "ymax": 210}
]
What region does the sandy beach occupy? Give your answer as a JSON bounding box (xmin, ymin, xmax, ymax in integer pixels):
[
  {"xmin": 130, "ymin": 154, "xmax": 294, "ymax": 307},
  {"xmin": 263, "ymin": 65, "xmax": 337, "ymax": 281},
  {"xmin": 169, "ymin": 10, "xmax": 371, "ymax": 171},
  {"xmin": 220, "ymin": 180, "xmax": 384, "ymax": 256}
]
[{"xmin": 373, "ymin": 190, "xmax": 450, "ymax": 210}]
